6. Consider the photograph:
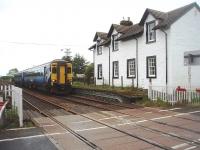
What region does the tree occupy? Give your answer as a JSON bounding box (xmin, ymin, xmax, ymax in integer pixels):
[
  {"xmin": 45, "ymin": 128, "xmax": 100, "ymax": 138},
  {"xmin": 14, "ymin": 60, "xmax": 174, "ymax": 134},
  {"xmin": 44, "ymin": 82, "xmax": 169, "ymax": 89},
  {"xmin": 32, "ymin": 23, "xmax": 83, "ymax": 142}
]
[
  {"xmin": 7, "ymin": 68, "xmax": 19, "ymax": 76},
  {"xmin": 61, "ymin": 48, "xmax": 72, "ymax": 62},
  {"xmin": 84, "ymin": 63, "xmax": 94, "ymax": 85},
  {"xmin": 72, "ymin": 54, "xmax": 88, "ymax": 75}
]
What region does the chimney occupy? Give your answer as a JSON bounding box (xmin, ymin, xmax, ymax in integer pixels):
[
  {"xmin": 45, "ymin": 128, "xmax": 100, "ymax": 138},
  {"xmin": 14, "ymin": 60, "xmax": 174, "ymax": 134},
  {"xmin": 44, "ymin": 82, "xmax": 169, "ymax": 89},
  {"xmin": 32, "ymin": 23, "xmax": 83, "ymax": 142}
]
[{"xmin": 120, "ymin": 17, "xmax": 133, "ymax": 26}]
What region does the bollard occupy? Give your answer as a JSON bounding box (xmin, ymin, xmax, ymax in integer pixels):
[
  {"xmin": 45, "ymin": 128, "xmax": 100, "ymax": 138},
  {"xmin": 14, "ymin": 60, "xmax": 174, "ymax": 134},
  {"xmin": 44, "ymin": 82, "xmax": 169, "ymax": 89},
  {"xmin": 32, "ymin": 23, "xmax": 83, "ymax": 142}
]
[
  {"xmin": 102, "ymin": 77, "xmax": 104, "ymax": 86},
  {"xmin": 132, "ymin": 77, "xmax": 134, "ymax": 90}
]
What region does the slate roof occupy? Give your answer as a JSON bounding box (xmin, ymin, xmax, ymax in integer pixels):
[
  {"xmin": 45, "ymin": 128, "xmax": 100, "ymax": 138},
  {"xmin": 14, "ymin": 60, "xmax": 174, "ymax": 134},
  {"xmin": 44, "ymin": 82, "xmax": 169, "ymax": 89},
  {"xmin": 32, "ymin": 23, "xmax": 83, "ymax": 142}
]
[
  {"xmin": 89, "ymin": 2, "xmax": 200, "ymax": 47},
  {"xmin": 117, "ymin": 24, "xmax": 144, "ymax": 41},
  {"xmin": 93, "ymin": 32, "xmax": 108, "ymax": 42},
  {"xmin": 140, "ymin": 2, "xmax": 200, "ymax": 29}
]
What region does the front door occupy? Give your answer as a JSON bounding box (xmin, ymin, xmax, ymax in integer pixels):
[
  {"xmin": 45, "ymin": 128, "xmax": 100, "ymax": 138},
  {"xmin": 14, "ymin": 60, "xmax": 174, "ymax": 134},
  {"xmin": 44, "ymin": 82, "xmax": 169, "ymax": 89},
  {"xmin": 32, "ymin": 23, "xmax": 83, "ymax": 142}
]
[{"xmin": 59, "ymin": 66, "xmax": 65, "ymax": 84}]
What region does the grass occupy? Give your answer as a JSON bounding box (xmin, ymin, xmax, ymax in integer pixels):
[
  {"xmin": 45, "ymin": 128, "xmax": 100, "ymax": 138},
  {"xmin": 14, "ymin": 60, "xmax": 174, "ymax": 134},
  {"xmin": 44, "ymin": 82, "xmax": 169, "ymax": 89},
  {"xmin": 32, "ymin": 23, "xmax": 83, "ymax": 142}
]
[
  {"xmin": 1, "ymin": 107, "xmax": 19, "ymax": 129},
  {"xmin": 72, "ymin": 81, "xmax": 146, "ymax": 96},
  {"xmin": 136, "ymin": 96, "xmax": 172, "ymax": 108}
]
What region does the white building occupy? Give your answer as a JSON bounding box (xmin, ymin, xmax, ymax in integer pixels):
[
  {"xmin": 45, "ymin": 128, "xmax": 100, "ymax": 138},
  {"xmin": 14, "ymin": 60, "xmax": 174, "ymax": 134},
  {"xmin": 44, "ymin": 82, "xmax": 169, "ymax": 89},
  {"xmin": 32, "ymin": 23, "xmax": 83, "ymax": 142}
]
[{"xmin": 89, "ymin": 2, "xmax": 200, "ymax": 90}]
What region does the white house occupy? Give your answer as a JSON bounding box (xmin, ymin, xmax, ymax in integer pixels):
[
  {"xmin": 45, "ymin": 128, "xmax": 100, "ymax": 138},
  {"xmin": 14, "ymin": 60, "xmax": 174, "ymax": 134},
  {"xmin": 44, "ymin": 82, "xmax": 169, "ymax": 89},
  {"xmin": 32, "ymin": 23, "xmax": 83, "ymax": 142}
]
[{"xmin": 89, "ymin": 2, "xmax": 200, "ymax": 91}]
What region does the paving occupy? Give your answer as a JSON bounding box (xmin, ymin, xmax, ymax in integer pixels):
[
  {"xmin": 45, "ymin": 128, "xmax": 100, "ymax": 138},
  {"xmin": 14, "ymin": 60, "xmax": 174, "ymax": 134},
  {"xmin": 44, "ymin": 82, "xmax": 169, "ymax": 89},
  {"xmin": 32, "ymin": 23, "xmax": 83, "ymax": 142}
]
[
  {"xmin": 1, "ymin": 99, "xmax": 200, "ymax": 150},
  {"xmin": 0, "ymin": 127, "xmax": 58, "ymax": 150}
]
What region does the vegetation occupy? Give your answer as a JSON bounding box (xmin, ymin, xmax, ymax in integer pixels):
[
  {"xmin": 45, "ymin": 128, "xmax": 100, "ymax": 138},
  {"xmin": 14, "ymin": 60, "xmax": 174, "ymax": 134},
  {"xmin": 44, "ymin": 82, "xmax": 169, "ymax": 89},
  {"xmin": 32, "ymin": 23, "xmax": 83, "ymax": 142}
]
[
  {"xmin": 84, "ymin": 63, "xmax": 94, "ymax": 85},
  {"xmin": 72, "ymin": 54, "xmax": 88, "ymax": 75},
  {"xmin": 7, "ymin": 68, "xmax": 19, "ymax": 76},
  {"xmin": 1, "ymin": 108, "xmax": 19, "ymax": 129}
]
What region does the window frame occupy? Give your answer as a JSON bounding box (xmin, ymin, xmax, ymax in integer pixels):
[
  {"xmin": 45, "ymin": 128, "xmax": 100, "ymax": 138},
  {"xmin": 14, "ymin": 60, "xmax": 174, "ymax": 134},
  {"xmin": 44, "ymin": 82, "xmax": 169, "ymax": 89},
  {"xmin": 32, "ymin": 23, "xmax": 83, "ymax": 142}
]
[
  {"xmin": 112, "ymin": 34, "xmax": 119, "ymax": 51},
  {"xmin": 112, "ymin": 61, "xmax": 119, "ymax": 79},
  {"xmin": 146, "ymin": 56, "xmax": 157, "ymax": 78},
  {"xmin": 146, "ymin": 21, "xmax": 156, "ymax": 44},
  {"xmin": 97, "ymin": 64, "xmax": 103, "ymax": 79},
  {"xmin": 127, "ymin": 58, "xmax": 136, "ymax": 78},
  {"xmin": 96, "ymin": 40, "xmax": 102, "ymax": 55},
  {"xmin": 97, "ymin": 46, "xmax": 102, "ymax": 55}
]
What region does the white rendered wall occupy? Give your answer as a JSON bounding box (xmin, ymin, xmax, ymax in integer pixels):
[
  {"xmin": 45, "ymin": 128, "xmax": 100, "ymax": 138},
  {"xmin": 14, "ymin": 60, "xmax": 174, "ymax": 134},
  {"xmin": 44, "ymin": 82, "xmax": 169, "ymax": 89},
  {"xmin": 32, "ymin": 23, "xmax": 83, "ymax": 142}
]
[
  {"xmin": 168, "ymin": 7, "xmax": 200, "ymax": 88},
  {"xmin": 110, "ymin": 30, "xmax": 137, "ymax": 87},
  {"xmin": 138, "ymin": 14, "xmax": 166, "ymax": 89}
]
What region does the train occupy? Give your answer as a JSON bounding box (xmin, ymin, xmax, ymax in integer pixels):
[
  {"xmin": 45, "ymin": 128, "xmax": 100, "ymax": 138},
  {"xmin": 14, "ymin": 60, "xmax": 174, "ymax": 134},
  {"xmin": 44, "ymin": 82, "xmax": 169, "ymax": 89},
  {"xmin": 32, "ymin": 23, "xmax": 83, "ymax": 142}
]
[{"xmin": 13, "ymin": 59, "xmax": 72, "ymax": 94}]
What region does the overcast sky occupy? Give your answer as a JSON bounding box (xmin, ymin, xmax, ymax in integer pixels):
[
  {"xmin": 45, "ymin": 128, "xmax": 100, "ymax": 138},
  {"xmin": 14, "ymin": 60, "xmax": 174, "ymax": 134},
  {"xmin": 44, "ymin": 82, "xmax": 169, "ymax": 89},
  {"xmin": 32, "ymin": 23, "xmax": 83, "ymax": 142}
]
[{"xmin": 0, "ymin": 0, "xmax": 199, "ymax": 75}]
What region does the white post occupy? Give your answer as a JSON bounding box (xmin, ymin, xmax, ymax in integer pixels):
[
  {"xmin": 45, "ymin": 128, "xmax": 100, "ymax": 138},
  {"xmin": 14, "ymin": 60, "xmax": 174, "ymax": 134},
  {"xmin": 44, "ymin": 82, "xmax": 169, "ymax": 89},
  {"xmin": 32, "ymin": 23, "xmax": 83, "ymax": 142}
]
[
  {"xmin": 188, "ymin": 58, "xmax": 192, "ymax": 103},
  {"xmin": 11, "ymin": 85, "xmax": 23, "ymax": 127},
  {"xmin": 18, "ymin": 88, "xmax": 23, "ymax": 127}
]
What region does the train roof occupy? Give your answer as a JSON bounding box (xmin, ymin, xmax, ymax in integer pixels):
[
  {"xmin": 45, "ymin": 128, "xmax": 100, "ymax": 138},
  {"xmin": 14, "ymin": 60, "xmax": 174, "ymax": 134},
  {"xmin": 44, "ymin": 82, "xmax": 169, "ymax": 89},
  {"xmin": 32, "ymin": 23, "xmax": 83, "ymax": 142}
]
[{"xmin": 15, "ymin": 59, "xmax": 70, "ymax": 75}]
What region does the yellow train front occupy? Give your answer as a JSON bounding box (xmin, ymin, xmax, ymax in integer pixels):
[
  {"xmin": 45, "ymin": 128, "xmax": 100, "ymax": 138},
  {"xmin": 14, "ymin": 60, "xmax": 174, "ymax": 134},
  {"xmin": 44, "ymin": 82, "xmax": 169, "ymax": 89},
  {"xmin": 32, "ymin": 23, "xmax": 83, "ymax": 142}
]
[{"xmin": 50, "ymin": 60, "xmax": 72, "ymax": 94}]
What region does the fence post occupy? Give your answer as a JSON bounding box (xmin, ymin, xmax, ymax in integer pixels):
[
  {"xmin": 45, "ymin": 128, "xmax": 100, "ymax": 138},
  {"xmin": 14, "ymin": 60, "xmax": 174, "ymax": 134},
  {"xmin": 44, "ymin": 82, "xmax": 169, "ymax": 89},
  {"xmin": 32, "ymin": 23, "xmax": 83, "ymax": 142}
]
[
  {"xmin": 121, "ymin": 76, "xmax": 123, "ymax": 89},
  {"xmin": 132, "ymin": 77, "xmax": 134, "ymax": 90},
  {"xmin": 148, "ymin": 78, "xmax": 152, "ymax": 100},
  {"xmin": 112, "ymin": 78, "xmax": 114, "ymax": 88},
  {"xmin": 102, "ymin": 77, "xmax": 104, "ymax": 86},
  {"xmin": 94, "ymin": 77, "xmax": 96, "ymax": 86}
]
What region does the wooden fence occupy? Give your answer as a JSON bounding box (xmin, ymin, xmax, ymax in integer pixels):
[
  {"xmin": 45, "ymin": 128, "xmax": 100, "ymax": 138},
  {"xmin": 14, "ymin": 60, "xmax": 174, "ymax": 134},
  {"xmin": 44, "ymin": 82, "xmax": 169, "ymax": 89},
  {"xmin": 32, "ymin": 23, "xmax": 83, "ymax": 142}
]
[{"xmin": 148, "ymin": 85, "xmax": 200, "ymax": 105}]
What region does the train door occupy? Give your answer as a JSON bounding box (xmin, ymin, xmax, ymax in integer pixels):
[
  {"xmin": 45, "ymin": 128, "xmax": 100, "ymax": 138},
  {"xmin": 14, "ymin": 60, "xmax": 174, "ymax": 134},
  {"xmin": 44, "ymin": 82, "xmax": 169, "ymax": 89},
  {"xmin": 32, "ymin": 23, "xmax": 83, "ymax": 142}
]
[
  {"xmin": 59, "ymin": 65, "xmax": 66, "ymax": 84},
  {"xmin": 51, "ymin": 64, "xmax": 57, "ymax": 85}
]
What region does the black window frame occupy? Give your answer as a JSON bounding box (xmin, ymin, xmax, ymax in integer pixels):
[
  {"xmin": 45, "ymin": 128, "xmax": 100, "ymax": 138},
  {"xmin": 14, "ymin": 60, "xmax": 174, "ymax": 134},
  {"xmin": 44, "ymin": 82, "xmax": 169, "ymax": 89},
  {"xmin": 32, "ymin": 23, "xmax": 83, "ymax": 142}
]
[
  {"xmin": 112, "ymin": 34, "xmax": 119, "ymax": 51},
  {"xmin": 112, "ymin": 61, "xmax": 119, "ymax": 79},
  {"xmin": 146, "ymin": 20, "xmax": 156, "ymax": 44},
  {"xmin": 97, "ymin": 64, "xmax": 102, "ymax": 79},
  {"xmin": 127, "ymin": 58, "xmax": 136, "ymax": 78},
  {"xmin": 146, "ymin": 56, "xmax": 157, "ymax": 78},
  {"xmin": 97, "ymin": 46, "xmax": 102, "ymax": 55}
]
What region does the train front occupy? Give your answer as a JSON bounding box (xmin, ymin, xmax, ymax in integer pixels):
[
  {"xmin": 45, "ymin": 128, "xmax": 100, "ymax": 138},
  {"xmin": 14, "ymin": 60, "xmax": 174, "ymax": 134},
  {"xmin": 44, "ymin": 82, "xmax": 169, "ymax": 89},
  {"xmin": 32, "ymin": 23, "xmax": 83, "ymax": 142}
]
[{"xmin": 50, "ymin": 60, "xmax": 72, "ymax": 94}]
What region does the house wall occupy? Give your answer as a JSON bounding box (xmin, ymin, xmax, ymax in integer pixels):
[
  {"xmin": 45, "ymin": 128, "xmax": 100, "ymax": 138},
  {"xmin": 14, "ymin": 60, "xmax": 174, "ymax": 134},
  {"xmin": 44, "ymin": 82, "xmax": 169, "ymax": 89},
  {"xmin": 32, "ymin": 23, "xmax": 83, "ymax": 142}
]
[
  {"xmin": 168, "ymin": 7, "xmax": 200, "ymax": 88},
  {"xmin": 110, "ymin": 30, "xmax": 137, "ymax": 87},
  {"xmin": 93, "ymin": 7, "xmax": 200, "ymax": 89},
  {"xmin": 94, "ymin": 38, "xmax": 110, "ymax": 85},
  {"xmin": 138, "ymin": 14, "xmax": 166, "ymax": 89}
]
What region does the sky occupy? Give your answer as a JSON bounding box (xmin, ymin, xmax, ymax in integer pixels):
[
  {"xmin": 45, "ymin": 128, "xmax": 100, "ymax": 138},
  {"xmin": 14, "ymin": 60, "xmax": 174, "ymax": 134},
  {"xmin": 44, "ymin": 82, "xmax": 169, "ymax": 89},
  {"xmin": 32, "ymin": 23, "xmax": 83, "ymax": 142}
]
[{"xmin": 0, "ymin": 0, "xmax": 199, "ymax": 75}]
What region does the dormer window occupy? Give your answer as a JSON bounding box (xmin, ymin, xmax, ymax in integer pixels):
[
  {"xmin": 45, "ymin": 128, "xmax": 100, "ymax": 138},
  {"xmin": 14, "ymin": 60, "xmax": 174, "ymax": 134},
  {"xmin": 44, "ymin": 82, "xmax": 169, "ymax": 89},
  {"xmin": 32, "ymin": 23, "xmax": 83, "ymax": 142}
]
[
  {"xmin": 97, "ymin": 40, "xmax": 102, "ymax": 55},
  {"xmin": 146, "ymin": 21, "xmax": 156, "ymax": 43},
  {"xmin": 97, "ymin": 46, "xmax": 102, "ymax": 55},
  {"xmin": 112, "ymin": 34, "xmax": 119, "ymax": 51}
]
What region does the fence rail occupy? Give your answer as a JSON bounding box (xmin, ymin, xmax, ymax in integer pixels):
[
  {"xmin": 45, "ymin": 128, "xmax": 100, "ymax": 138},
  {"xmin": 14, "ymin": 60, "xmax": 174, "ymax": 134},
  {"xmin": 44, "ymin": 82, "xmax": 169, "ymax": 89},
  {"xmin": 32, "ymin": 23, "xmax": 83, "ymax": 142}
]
[{"xmin": 148, "ymin": 85, "xmax": 200, "ymax": 105}]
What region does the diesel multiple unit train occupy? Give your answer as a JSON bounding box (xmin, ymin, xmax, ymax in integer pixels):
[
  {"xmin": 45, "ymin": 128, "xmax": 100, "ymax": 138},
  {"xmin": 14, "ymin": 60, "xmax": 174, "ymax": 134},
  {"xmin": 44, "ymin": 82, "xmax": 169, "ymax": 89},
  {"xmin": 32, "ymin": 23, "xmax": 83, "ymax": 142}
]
[{"xmin": 13, "ymin": 59, "xmax": 72, "ymax": 94}]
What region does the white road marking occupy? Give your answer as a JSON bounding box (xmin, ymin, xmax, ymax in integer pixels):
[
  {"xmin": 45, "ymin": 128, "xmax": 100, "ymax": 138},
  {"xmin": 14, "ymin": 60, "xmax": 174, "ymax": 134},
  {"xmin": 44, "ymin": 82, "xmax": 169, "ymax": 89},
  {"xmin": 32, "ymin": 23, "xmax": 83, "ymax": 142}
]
[
  {"xmin": 0, "ymin": 132, "xmax": 68, "ymax": 142},
  {"xmin": 184, "ymin": 146, "xmax": 197, "ymax": 150},
  {"xmin": 76, "ymin": 126, "xmax": 107, "ymax": 132},
  {"xmin": 6, "ymin": 127, "xmax": 36, "ymax": 131},
  {"xmin": 171, "ymin": 143, "xmax": 188, "ymax": 149},
  {"xmin": 40, "ymin": 124, "xmax": 57, "ymax": 127},
  {"xmin": 159, "ymin": 108, "xmax": 181, "ymax": 112},
  {"xmin": 150, "ymin": 115, "xmax": 172, "ymax": 121}
]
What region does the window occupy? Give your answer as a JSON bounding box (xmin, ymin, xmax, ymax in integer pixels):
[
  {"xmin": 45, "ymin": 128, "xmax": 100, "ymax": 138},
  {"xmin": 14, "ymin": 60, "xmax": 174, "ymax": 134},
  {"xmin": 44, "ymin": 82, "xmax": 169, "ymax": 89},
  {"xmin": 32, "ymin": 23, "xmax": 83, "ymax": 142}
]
[
  {"xmin": 52, "ymin": 66, "xmax": 57, "ymax": 74},
  {"xmin": 112, "ymin": 34, "xmax": 119, "ymax": 51},
  {"xmin": 127, "ymin": 59, "xmax": 136, "ymax": 78},
  {"xmin": 97, "ymin": 64, "xmax": 102, "ymax": 79},
  {"xmin": 146, "ymin": 56, "xmax": 156, "ymax": 78},
  {"xmin": 146, "ymin": 21, "xmax": 156, "ymax": 43},
  {"xmin": 97, "ymin": 46, "xmax": 102, "ymax": 55},
  {"xmin": 113, "ymin": 61, "xmax": 119, "ymax": 78}
]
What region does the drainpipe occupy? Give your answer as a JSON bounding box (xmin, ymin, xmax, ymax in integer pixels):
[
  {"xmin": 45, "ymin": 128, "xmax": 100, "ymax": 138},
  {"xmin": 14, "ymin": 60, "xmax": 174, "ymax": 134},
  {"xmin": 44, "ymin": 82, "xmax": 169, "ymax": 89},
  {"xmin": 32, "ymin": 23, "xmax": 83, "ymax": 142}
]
[
  {"xmin": 134, "ymin": 38, "xmax": 139, "ymax": 88},
  {"xmin": 160, "ymin": 29, "xmax": 168, "ymax": 86},
  {"xmin": 108, "ymin": 46, "xmax": 111, "ymax": 86}
]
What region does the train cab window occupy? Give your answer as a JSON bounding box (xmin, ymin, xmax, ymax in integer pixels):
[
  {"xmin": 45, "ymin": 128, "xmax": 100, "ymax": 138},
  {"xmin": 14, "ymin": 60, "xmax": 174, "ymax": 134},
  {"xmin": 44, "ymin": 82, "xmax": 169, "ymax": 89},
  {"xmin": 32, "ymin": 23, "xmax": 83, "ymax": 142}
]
[
  {"xmin": 52, "ymin": 67, "xmax": 57, "ymax": 73},
  {"xmin": 67, "ymin": 67, "xmax": 71, "ymax": 73}
]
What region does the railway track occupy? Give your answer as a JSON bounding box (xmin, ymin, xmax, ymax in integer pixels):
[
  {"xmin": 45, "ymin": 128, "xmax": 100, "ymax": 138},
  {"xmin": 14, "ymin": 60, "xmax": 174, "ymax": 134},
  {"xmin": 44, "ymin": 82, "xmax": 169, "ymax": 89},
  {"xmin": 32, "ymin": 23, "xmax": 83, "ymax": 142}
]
[
  {"xmin": 23, "ymin": 89, "xmax": 200, "ymax": 150},
  {"xmin": 64, "ymin": 94, "xmax": 200, "ymax": 145},
  {"xmin": 23, "ymin": 94, "xmax": 102, "ymax": 150}
]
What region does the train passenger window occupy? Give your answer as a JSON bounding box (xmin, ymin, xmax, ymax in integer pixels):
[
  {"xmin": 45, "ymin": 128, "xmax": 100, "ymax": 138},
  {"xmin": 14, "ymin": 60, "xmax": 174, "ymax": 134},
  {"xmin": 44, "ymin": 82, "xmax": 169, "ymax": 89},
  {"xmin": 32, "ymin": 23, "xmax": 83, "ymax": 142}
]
[{"xmin": 52, "ymin": 67, "xmax": 57, "ymax": 73}]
